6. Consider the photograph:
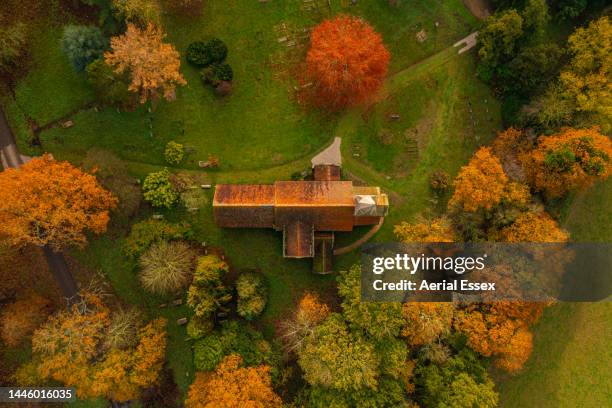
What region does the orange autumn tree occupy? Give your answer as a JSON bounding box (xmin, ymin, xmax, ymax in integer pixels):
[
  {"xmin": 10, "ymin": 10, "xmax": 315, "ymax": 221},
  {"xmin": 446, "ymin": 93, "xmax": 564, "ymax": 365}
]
[
  {"xmin": 499, "ymin": 210, "xmax": 569, "ymax": 242},
  {"xmin": 0, "ymin": 293, "xmax": 51, "ymax": 347},
  {"xmin": 23, "ymin": 292, "xmax": 167, "ymax": 401},
  {"xmin": 0, "ymin": 154, "xmax": 116, "ymax": 250},
  {"xmin": 305, "ymin": 15, "xmax": 390, "ymax": 110},
  {"xmin": 185, "ymin": 354, "xmax": 282, "ymax": 408},
  {"xmin": 105, "ymin": 23, "xmax": 186, "ymax": 103},
  {"xmin": 454, "ymin": 301, "xmax": 545, "ymax": 373},
  {"xmin": 449, "ymin": 147, "xmax": 530, "ymax": 213},
  {"xmin": 401, "ymin": 302, "xmax": 455, "ymax": 347},
  {"xmin": 279, "ymin": 292, "xmax": 330, "ymax": 353},
  {"xmin": 521, "ymin": 127, "xmax": 612, "ymax": 198}
]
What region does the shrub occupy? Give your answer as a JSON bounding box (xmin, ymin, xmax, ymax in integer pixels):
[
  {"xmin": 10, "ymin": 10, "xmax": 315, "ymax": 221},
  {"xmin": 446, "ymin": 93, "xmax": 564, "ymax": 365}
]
[
  {"xmin": 181, "ymin": 189, "xmax": 208, "ymax": 211},
  {"xmin": 86, "ymin": 59, "xmax": 137, "ymax": 109},
  {"xmin": 61, "ymin": 25, "xmax": 108, "ymax": 71},
  {"xmin": 193, "ymin": 321, "xmax": 279, "ymax": 372},
  {"xmin": 139, "ymin": 240, "xmax": 196, "ymax": 294},
  {"xmin": 164, "ymin": 141, "xmax": 185, "ymax": 165},
  {"xmin": 187, "ymin": 316, "xmax": 214, "ymax": 340},
  {"xmin": 186, "ymin": 255, "xmax": 232, "ymax": 333},
  {"xmin": 236, "ymin": 273, "xmax": 267, "ymax": 320},
  {"xmin": 187, "ymin": 38, "xmax": 227, "ymax": 67},
  {"xmin": 0, "ymin": 23, "xmax": 27, "ymax": 75},
  {"xmin": 429, "ymin": 170, "xmax": 450, "ymax": 192},
  {"xmin": 164, "ymin": 0, "xmax": 203, "ymax": 15},
  {"xmin": 123, "ymin": 219, "xmax": 192, "ymax": 258},
  {"xmin": 0, "ymin": 293, "xmax": 51, "ymax": 347},
  {"xmin": 201, "ymin": 63, "xmax": 233, "ymax": 87},
  {"xmin": 143, "ymin": 169, "xmax": 179, "ymax": 208}
]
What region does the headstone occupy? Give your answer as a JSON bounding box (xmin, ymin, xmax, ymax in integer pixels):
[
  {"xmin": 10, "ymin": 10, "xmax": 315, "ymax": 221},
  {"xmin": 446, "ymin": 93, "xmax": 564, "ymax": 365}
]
[{"xmin": 177, "ymin": 318, "xmax": 188, "ymax": 326}]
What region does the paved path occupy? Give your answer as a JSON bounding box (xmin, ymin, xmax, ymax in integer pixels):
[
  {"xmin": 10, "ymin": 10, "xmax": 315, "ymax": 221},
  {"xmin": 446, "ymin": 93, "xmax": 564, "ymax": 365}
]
[
  {"xmin": 454, "ymin": 31, "xmax": 479, "ymax": 54},
  {"xmin": 0, "ymin": 106, "xmax": 79, "ymax": 303}
]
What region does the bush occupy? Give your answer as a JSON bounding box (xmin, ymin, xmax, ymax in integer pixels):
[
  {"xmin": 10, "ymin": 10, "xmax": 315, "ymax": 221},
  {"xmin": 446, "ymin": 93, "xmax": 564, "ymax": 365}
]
[
  {"xmin": 139, "ymin": 240, "xmax": 196, "ymax": 294},
  {"xmin": 143, "ymin": 169, "xmax": 179, "ymax": 208},
  {"xmin": 193, "ymin": 321, "xmax": 279, "ymax": 372},
  {"xmin": 236, "ymin": 273, "xmax": 267, "ymax": 320},
  {"xmin": 86, "ymin": 59, "xmax": 137, "ymax": 109},
  {"xmin": 187, "ymin": 38, "xmax": 228, "ymax": 67},
  {"xmin": 1, "ymin": 293, "xmax": 51, "ymax": 347},
  {"xmin": 164, "ymin": 0, "xmax": 203, "ymax": 15},
  {"xmin": 429, "ymin": 170, "xmax": 450, "ymax": 192},
  {"xmin": 61, "ymin": 25, "xmax": 108, "ymax": 71},
  {"xmin": 0, "ymin": 23, "xmax": 27, "ymax": 75},
  {"xmin": 164, "ymin": 141, "xmax": 185, "ymax": 165},
  {"xmin": 124, "ymin": 219, "xmax": 192, "ymax": 258},
  {"xmin": 201, "ymin": 63, "xmax": 233, "ymax": 87}
]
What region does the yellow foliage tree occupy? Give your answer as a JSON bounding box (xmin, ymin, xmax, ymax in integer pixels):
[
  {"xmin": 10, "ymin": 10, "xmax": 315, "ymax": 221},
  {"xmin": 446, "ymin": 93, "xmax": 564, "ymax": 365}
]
[
  {"xmin": 394, "ymin": 216, "xmax": 455, "ymax": 243},
  {"xmin": 30, "ymin": 293, "xmax": 167, "ymax": 401},
  {"xmin": 401, "ymin": 302, "xmax": 454, "ymax": 347},
  {"xmin": 105, "ymin": 23, "xmax": 186, "ymax": 104},
  {"xmin": 559, "ymin": 16, "xmax": 611, "ymax": 130},
  {"xmin": 185, "ymin": 354, "xmax": 282, "ymax": 408},
  {"xmin": 0, "ymin": 154, "xmax": 116, "ymax": 250}
]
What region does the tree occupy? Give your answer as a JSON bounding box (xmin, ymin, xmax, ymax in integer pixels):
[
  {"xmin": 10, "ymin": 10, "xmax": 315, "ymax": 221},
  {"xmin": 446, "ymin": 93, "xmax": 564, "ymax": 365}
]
[
  {"xmin": 236, "ymin": 272, "xmax": 267, "ymax": 320},
  {"xmin": 27, "ymin": 293, "xmax": 167, "ymax": 401},
  {"xmin": 477, "ymin": 10, "xmax": 524, "ymax": 82},
  {"xmin": 551, "ymin": 0, "xmax": 587, "ymax": 20},
  {"xmin": 305, "ymin": 15, "xmax": 390, "ymax": 110},
  {"xmin": 449, "ymin": 147, "xmax": 530, "ymax": 213},
  {"xmin": 505, "ymin": 44, "xmax": 562, "ymax": 97},
  {"xmin": 337, "ymin": 265, "xmax": 403, "ymax": 339},
  {"xmin": 0, "ymin": 23, "xmax": 27, "ymax": 76},
  {"xmin": 559, "ymin": 16, "xmax": 611, "ymax": 131},
  {"xmin": 186, "ymin": 255, "xmax": 232, "ymax": 338},
  {"xmin": 0, "ymin": 154, "xmax": 117, "ymax": 250},
  {"xmin": 522, "ymin": 127, "xmax": 612, "ymax": 198},
  {"xmin": 298, "ymin": 314, "xmax": 379, "ymax": 391},
  {"xmin": 394, "ymin": 216, "xmax": 455, "ymax": 243},
  {"xmin": 416, "ymin": 349, "xmax": 498, "ymax": 407},
  {"xmin": 279, "ymin": 292, "xmax": 330, "ymax": 353},
  {"xmin": 454, "ymin": 302, "xmax": 544, "ymax": 372},
  {"xmin": 111, "ymin": 0, "xmax": 162, "ymax": 26},
  {"xmin": 61, "ymin": 25, "xmax": 108, "ymax": 71},
  {"xmin": 105, "ymin": 23, "xmax": 186, "ymax": 103},
  {"xmin": 86, "ymin": 59, "xmax": 138, "ymax": 110},
  {"xmin": 185, "ymin": 355, "xmax": 282, "ymax": 408},
  {"xmin": 499, "ymin": 210, "xmax": 569, "ymax": 242},
  {"xmin": 1, "ymin": 293, "xmax": 51, "ymax": 347},
  {"xmin": 142, "ymin": 168, "xmax": 179, "ymax": 208},
  {"xmin": 521, "ymin": 0, "xmax": 550, "ymax": 34},
  {"xmin": 401, "ymin": 302, "xmax": 454, "ymax": 347},
  {"xmin": 139, "ymin": 240, "xmax": 196, "ymax": 294}
]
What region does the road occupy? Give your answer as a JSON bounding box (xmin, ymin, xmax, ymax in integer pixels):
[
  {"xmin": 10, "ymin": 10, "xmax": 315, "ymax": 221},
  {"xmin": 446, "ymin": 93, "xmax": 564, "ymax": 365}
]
[{"xmin": 0, "ymin": 106, "xmax": 79, "ymax": 303}]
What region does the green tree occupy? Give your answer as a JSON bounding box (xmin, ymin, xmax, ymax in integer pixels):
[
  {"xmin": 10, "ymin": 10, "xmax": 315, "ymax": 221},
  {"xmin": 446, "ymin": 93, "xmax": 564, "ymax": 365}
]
[
  {"xmin": 61, "ymin": 25, "xmax": 108, "ymax": 71},
  {"xmin": 236, "ymin": 272, "xmax": 267, "ymax": 321},
  {"xmin": 477, "ymin": 10, "xmax": 524, "ymax": 82},
  {"xmin": 298, "ymin": 314, "xmax": 379, "ymax": 391},
  {"xmin": 505, "ymin": 44, "xmax": 562, "ymax": 96},
  {"xmin": 111, "ymin": 0, "xmax": 162, "ymax": 25},
  {"xmin": 86, "ymin": 59, "xmax": 137, "ymax": 109},
  {"xmin": 337, "ymin": 265, "xmax": 403, "ymax": 339},
  {"xmin": 521, "ymin": 0, "xmax": 550, "ymax": 34}
]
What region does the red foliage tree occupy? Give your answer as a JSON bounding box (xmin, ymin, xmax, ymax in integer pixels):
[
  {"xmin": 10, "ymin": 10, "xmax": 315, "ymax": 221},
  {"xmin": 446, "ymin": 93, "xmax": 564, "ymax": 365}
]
[{"xmin": 305, "ymin": 15, "xmax": 390, "ymax": 110}]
